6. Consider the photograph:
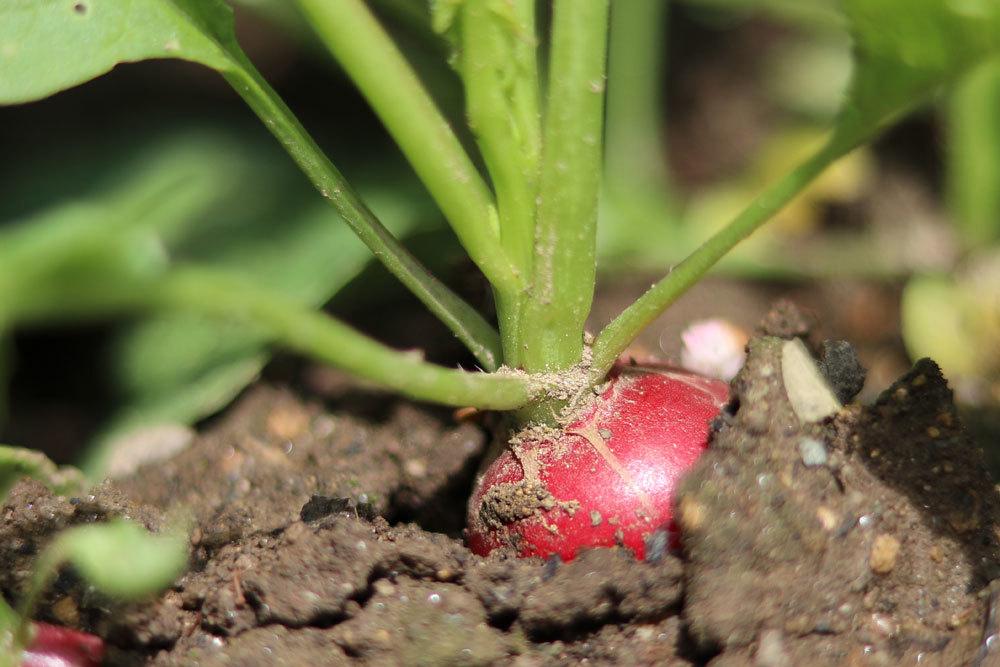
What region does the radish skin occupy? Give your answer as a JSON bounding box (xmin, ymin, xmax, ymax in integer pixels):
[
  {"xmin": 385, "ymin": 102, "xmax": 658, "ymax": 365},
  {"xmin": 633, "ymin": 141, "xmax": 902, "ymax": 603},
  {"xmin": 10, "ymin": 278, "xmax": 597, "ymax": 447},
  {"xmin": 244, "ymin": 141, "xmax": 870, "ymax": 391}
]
[
  {"xmin": 467, "ymin": 367, "xmax": 729, "ymax": 561},
  {"xmin": 21, "ymin": 622, "xmax": 104, "ymax": 667}
]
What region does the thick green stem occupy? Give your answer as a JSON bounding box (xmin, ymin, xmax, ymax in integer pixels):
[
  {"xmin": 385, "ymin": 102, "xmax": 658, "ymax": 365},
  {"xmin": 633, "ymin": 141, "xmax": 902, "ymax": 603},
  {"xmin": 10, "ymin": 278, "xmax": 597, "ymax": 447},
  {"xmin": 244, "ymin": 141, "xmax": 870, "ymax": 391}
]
[
  {"xmin": 152, "ymin": 268, "xmax": 531, "ymax": 410},
  {"xmin": 295, "ymin": 0, "xmax": 524, "ymax": 297},
  {"xmin": 218, "ymin": 50, "xmax": 502, "ymax": 370},
  {"xmin": 519, "ymin": 0, "xmax": 611, "ymax": 373},
  {"xmin": 460, "ymin": 0, "xmax": 540, "ymax": 276},
  {"xmin": 458, "ymin": 0, "xmax": 542, "ymax": 366},
  {"xmin": 590, "ymin": 140, "xmax": 845, "ymax": 381}
]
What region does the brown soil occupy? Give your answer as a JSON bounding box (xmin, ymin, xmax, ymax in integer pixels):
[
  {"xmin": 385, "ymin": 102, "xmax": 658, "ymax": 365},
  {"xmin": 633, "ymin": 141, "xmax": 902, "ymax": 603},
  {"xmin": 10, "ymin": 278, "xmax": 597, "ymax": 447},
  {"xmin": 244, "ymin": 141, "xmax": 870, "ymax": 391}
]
[{"xmin": 3, "ymin": 304, "xmax": 999, "ymax": 666}]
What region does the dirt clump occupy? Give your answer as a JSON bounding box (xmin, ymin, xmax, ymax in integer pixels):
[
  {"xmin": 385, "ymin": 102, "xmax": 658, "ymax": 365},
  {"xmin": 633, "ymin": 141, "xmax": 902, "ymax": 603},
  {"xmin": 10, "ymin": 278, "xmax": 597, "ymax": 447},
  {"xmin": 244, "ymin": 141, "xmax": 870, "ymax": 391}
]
[{"xmin": 678, "ymin": 336, "xmax": 1000, "ymax": 665}]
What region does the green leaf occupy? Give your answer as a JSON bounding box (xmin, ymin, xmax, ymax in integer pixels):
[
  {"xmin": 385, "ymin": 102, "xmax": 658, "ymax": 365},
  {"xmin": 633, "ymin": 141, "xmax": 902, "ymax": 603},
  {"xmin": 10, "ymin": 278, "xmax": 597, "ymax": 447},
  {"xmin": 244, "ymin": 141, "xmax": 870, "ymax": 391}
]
[
  {"xmin": 0, "ymin": 445, "xmax": 86, "ymax": 503},
  {"xmin": 0, "ymin": 0, "xmax": 239, "ymax": 105},
  {"xmin": 9, "ymin": 518, "xmax": 185, "ymax": 655},
  {"xmin": 47, "ymin": 519, "xmax": 188, "ymax": 599},
  {"xmin": 833, "ymin": 0, "xmax": 1000, "ymax": 151}
]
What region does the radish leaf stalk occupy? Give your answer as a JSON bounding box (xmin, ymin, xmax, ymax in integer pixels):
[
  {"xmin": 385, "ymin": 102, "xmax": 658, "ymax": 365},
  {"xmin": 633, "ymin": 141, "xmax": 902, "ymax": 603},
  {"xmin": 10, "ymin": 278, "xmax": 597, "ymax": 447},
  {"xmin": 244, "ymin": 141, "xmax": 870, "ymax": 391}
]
[
  {"xmin": 519, "ymin": 0, "xmax": 610, "ymax": 373},
  {"xmin": 221, "ymin": 55, "xmax": 505, "ymax": 370},
  {"xmin": 295, "ymin": 0, "xmax": 524, "ymax": 298},
  {"xmin": 449, "ymin": 0, "xmax": 541, "ymax": 278},
  {"xmin": 149, "ymin": 268, "xmax": 535, "ymax": 409},
  {"xmin": 605, "ymin": 0, "xmax": 675, "ymax": 220},
  {"xmin": 444, "ymin": 0, "xmax": 542, "ymax": 365},
  {"xmin": 590, "ymin": 142, "xmax": 840, "ymax": 379}
]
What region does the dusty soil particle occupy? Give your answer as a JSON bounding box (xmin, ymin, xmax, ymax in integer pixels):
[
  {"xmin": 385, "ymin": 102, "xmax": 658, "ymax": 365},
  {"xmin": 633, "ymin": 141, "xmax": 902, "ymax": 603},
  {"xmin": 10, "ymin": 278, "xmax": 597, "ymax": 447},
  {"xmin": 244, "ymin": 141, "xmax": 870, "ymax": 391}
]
[
  {"xmin": 869, "ymin": 533, "xmax": 901, "ymax": 574},
  {"xmin": 477, "ymin": 480, "xmax": 557, "ymax": 529}
]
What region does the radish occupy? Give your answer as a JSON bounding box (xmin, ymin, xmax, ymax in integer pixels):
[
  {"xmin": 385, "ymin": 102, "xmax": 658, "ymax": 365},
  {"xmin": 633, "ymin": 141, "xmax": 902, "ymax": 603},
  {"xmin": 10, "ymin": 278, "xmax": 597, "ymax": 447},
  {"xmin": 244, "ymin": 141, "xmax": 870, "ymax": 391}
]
[
  {"xmin": 467, "ymin": 367, "xmax": 729, "ymax": 561},
  {"xmin": 20, "ymin": 622, "xmax": 104, "ymax": 667}
]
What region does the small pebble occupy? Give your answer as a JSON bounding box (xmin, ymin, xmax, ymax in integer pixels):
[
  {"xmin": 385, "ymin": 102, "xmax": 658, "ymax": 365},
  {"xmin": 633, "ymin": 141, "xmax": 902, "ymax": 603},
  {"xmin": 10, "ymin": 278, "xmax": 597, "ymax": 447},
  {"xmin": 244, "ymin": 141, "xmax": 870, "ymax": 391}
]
[
  {"xmin": 266, "ymin": 405, "xmax": 309, "ymax": 440},
  {"xmin": 782, "ymin": 339, "xmax": 841, "ymax": 423},
  {"xmin": 373, "ymin": 579, "xmax": 395, "ymax": 596},
  {"xmin": 644, "ymin": 530, "xmax": 669, "ymax": 563},
  {"xmin": 542, "ymin": 554, "xmax": 561, "ymax": 581},
  {"xmin": 678, "ymin": 318, "xmax": 749, "ymax": 381},
  {"xmin": 816, "ymin": 506, "xmax": 838, "ymax": 531},
  {"xmin": 798, "ymin": 437, "xmax": 829, "ymax": 467},
  {"xmin": 756, "ymin": 629, "xmax": 791, "ymax": 667},
  {"xmin": 404, "ymin": 459, "xmax": 427, "ymax": 478},
  {"xmin": 870, "ymin": 534, "xmax": 900, "ymax": 574},
  {"xmin": 818, "ymin": 339, "xmax": 867, "ymax": 403}
]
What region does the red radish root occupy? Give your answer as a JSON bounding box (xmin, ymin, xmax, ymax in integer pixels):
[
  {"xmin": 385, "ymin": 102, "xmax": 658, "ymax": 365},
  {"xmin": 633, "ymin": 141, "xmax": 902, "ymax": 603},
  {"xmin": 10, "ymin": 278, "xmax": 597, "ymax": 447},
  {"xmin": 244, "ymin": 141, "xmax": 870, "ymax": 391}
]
[
  {"xmin": 21, "ymin": 622, "xmax": 104, "ymax": 667},
  {"xmin": 467, "ymin": 367, "xmax": 729, "ymax": 561}
]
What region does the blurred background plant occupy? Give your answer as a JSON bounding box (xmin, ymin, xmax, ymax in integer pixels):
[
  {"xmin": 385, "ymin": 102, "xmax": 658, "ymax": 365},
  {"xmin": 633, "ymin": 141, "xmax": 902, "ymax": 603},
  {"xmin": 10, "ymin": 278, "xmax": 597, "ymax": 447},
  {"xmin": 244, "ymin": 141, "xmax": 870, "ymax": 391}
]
[{"xmin": 0, "ymin": 0, "xmax": 997, "ymax": 475}]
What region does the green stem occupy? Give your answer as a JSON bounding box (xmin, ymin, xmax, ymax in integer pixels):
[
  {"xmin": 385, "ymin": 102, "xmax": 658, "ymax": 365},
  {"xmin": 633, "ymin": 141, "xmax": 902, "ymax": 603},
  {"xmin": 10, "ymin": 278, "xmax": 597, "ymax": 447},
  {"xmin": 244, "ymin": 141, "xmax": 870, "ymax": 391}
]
[
  {"xmin": 947, "ymin": 58, "xmax": 1000, "ymax": 249},
  {"xmin": 295, "ymin": 0, "xmax": 524, "ymax": 297},
  {"xmin": 13, "ymin": 539, "xmax": 64, "ymax": 650},
  {"xmin": 152, "ymin": 268, "xmax": 531, "ymax": 409},
  {"xmin": 0, "ymin": 596, "xmax": 17, "ymax": 667},
  {"xmin": 519, "ymin": 0, "xmax": 611, "ymax": 372},
  {"xmin": 458, "ymin": 0, "xmax": 541, "ymax": 366},
  {"xmin": 590, "ymin": 140, "xmax": 845, "ymax": 380},
  {"xmin": 4, "ymin": 261, "xmax": 532, "ymax": 408},
  {"xmin": 218, "ymin": 50, "xmax": 502, "ymax": 370},
  {"xmin": 605, "ymin": 0, "xmax": 673, "ymax": 212}
]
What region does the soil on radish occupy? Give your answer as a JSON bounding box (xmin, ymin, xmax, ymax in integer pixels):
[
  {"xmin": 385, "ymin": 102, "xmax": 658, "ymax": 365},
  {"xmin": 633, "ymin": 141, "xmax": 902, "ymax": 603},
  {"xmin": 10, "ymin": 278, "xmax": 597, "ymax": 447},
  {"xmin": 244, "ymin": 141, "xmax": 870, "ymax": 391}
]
[{"xmin": 3, "ymin": 308, "xmax": 999, "ymax": 665}]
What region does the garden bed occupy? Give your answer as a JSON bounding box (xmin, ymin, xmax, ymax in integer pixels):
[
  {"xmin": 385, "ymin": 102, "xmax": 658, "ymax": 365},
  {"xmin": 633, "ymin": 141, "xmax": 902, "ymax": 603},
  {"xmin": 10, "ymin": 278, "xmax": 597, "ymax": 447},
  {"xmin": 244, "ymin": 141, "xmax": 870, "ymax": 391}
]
[{"xmin": 3, "ymin": 302, "xmax": 996, "ymax": 666}]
